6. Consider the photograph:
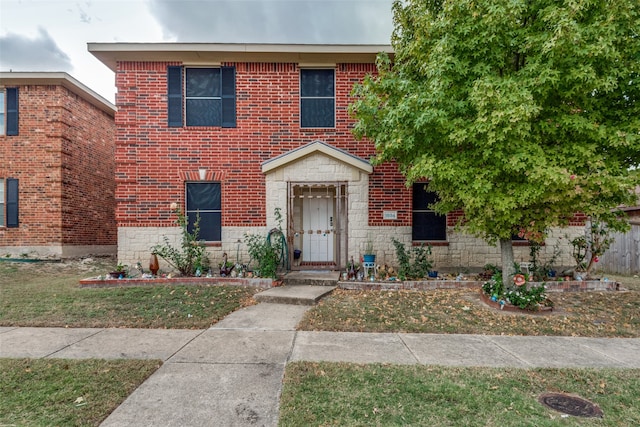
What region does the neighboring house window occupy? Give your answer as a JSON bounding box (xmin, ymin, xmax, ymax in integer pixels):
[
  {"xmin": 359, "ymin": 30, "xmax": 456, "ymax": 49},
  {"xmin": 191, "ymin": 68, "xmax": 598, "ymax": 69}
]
[
  {"xmin": 167, "ymin": 66, "xmax": 236, "ymax": 128},
  {"xmin": 300, "ymin": 69, "xmax": 335, "ymax": 128},
  {"xmin": 186, "ymin": 182, "xmax": 221, "ymax": 242},
  {"xmin": 412, "ymin": 183, "xmax": 446, "ymax": 241},
  {"xmin": 1, "ymin": 178, "xmax": 19, "ymax": 228},
  {"xmin": 1, "ymin": 88, "xmax": 19, "ymax": 135}
]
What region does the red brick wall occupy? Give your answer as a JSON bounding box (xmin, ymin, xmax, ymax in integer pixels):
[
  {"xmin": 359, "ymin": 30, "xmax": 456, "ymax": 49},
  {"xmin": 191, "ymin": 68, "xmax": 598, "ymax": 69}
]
[
  {"xmin": 0, "ymin": 84, "xmax": 116, "ymax": 248},
  {"xmin": 113, "ymin": 61, "xmax": 586, "ymax": 233},
  {"xmin": 114, "ymin": 61, "xmax": 409, "ymax": 228}
]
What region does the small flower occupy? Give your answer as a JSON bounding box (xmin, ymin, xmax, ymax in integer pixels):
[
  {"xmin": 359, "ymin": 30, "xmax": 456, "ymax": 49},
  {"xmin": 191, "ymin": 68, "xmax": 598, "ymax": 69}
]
[
  {"xmin": 594, "ymin": 256, "xmax": 599, "ymax": 263},
  {"xmin": 170, "ymin": 202, "xmax": 178, "ymax": 211}
]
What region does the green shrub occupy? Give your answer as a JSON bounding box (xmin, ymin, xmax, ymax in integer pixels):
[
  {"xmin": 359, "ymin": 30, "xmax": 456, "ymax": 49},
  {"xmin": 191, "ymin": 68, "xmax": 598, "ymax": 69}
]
[
  {"xmin": 151, "ymin": 207, "xmax": 208, "ymax": 276},
  {"xmin": 244, "ymin": 207, "xmax": 285, "ymax": 279},
  {"xmin": 391, "ymin": 238, "xmax": 433, "ymax": 280}
]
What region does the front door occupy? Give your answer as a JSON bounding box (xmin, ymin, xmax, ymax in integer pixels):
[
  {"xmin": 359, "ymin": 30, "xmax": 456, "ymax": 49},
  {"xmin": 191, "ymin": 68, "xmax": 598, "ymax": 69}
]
[{"xmin": 302, "ymin": 195, "xmax": 334, "ymax": 262}]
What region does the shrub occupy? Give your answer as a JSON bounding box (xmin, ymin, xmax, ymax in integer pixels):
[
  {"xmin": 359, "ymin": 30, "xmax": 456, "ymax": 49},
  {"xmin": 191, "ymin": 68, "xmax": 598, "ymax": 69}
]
[
  {"xmin": 244, "ymin": 207, "xmax": 285, "ymax": 279},
  {"xmin": 391, "ymin": 238, "xmax": 433, "ymax": 280},
  {"xmin": 151, "ymin": 206, "xmax": 208, "ymax": 276}
]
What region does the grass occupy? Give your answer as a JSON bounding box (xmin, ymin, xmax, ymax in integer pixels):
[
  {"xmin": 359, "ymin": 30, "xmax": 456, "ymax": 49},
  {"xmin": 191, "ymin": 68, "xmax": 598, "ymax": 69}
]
[
  {"xmin": 279, "ymin": 362, "xmax": 640, "ymax": 426},
  {"xmin": 0, "ymin": 358, "xmax": 161, "ymax": 426},
  {"xmin": 297, "ymin": 274, "xmax": 640, "ymax": 337},
  {"xmin": 0, "ymin": 258, "xmax": 259, "ymax": 329},
  {"xmin": 2, "ymin": 259, "xmax": 638, "ymax": 425}
]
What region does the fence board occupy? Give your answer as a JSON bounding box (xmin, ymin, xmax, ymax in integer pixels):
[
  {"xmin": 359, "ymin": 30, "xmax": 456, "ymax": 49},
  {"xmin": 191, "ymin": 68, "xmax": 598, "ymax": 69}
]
[{"xmin": 599, "ymin": 221, "xmax": 640, "ymax": 275}]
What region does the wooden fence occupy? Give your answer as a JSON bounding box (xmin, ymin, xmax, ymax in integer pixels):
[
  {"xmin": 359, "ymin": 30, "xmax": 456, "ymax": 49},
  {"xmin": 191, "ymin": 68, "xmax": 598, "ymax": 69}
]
[{"xmin": 598, "ymin": 220, "xmax": 640, "ymax": 275}]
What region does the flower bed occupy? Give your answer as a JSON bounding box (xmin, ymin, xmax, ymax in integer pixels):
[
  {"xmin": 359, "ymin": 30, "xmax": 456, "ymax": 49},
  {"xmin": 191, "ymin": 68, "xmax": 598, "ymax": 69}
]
[
  {"xmin": 479, "ymin": 290, "xmax": 554, "ymax": 314},
  {"xmin": 338, "ymin": 278, "xmax": 620, "ymax": 292}
]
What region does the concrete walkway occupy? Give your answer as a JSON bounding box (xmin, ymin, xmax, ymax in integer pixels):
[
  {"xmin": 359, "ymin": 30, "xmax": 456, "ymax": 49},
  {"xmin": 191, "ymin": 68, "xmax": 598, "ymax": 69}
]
[{"xmin": 1, "ymin": 297, "xmax": 639, "ymax": 426}]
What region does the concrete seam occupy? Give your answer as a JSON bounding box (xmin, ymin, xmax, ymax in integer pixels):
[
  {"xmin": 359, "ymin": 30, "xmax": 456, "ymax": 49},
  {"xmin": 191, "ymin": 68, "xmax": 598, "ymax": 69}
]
[
  {"xmin": 397, "ymin": 333, "xmax": 421, "ymax": 364},
  {"xmin": 44, "ymin": 328, "xmax": 106, "ymax": 359},
  {"xmin": 164, "ymin": 329, "xmax": 208, "ymax": 363},
  {"xmin": 482, "ymin": 335, "xmax": 533, "ymax": 367},
  {"xmin": 578, "ymin": 341, "xmax": 630, "ymax": 367}
]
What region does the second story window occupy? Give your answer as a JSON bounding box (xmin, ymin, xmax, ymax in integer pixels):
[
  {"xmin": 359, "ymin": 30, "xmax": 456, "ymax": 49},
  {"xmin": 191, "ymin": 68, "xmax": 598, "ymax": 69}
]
[
  {"xmin": 167, "ymin": 66, "xmax": 236, "ymax": 128},
  {"xmin": 1, "ymin": 88, "xmax": 19, "ymax": 136},
  {"xmin": 300, "ymin": 69, "xmax": 335, "ymax": 128}
]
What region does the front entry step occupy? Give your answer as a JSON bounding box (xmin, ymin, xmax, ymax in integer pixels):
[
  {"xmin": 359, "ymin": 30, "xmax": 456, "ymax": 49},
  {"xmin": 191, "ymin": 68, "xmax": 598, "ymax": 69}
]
[
  {"xmin": 254, "ymin": 285, "xmax": 336, "ymax": 306},
  {"xmin": 283, "ymin": 270, "xmax": 341, "ymax": 287}
]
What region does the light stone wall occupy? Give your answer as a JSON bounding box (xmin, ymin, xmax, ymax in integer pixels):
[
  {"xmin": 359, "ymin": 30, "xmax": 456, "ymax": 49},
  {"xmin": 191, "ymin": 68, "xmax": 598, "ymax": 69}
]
[
  {"xmin": 357, "ymin": 225, "xmax": 584, "ymax": 272},
  {"xmin": 117, "ymin": 224, "xmax": 585, "ymax": 273},
  {"xmin": 265, "ymin": 152, "xmax": 369, "ymax": 266},
  {"xmin": 117, "ymin": 226, "xmax": 263, "ymax": 272}
]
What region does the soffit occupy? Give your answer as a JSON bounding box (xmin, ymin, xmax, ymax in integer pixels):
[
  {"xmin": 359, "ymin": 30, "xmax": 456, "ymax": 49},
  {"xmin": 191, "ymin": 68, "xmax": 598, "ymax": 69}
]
[
  {"xmin": 0, "ymin": 71, "xmax": 115, "ymax": 116},
  {"xmin": 88, "ymin": 42, "xmax": 394, "ymax": 71}
]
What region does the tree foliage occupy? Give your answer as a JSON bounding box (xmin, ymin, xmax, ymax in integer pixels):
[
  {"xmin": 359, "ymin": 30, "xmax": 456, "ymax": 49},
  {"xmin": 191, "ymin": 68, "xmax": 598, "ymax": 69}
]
[{"xmin": 352, "ymin": 0, "xmax": 639, "ymax": 280}]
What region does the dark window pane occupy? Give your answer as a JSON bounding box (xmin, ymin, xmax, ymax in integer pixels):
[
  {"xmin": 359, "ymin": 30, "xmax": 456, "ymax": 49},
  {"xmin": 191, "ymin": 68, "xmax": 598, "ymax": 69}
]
[
  {"xmin": 186, "ymin": 68, "xmax": 220, "ymax": 97},
  {"xmin": 187, "ymin": 211, "xmax": 221, "ymax": 242},
  {"xmin": 301, "ymin": 69, "xmax": 334, "ymax": 97},
  {"xmin": 412, "ymin": 183, "xmax": 445, "ymax": 241},
  {"xmin": 413, "ymin": 184, "xmax": 438, "ymax": 209},
  {"xmin": 301, "ymin": 98, "xmax": 335, "ymax": 128},
  {"xmin": 413, "ymin": 212, "xmax": 447, "ymax": 241},
  {"xmin": 187, "ymin": 183, "xmax": 221, "ymax": 210},
  {"xmin": 186, "ymin": 99, "xmax": 222, "ymax": 126}
]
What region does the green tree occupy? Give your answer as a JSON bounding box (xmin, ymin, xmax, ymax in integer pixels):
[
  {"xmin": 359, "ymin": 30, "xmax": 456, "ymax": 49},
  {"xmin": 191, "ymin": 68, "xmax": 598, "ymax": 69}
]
[{"xmin": 352, "ymin": 0, "xmax": 639, "ymax": 284}]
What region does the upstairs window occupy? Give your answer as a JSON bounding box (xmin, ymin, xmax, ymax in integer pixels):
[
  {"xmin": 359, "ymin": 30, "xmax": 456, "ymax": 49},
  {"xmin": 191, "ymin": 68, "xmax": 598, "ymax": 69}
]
[
  {"xmin": 168, "ymin": 66, "xmax": 236, "ymax": 128},
  {"xmin": 186, "ymin": 182, "xmax": 221, "ymax": 242},
  {"xmin": 300, "ymin": 69, "xmax": 335, "ymax": 128},
  {"xmin": 0, "ymin": 92, "xmax": 4, "ymax": 135},
  {"xmin": 1, "ymin": 88, "xmax": 19, "ymax": 135},
  {"xmin": 412, "ymin": 183, "xmax": 446, "ymax": 241}
]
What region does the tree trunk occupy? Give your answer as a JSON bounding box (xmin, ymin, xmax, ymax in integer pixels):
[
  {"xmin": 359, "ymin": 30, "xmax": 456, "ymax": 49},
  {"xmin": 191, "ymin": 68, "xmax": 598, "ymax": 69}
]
[{"xmin": 500, "ymin": 238, "xmax": 515, "ymax": 287}]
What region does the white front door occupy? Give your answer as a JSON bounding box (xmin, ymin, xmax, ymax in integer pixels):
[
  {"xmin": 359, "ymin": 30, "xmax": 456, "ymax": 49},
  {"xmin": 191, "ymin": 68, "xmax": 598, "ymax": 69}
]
[{"xmin": 302, "ymin": 196, "xmax": 334, "ymax": 262}]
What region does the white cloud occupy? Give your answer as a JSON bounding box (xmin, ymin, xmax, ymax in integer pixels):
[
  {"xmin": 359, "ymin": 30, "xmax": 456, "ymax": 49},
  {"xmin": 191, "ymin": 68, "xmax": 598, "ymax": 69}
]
[
  {"xmin": 0, "ymin": 27, "xmax": 73, "ymax": 72},
  {"xmin": 149, "ymin": 0, "xmax": 393, "ymax": 43}
]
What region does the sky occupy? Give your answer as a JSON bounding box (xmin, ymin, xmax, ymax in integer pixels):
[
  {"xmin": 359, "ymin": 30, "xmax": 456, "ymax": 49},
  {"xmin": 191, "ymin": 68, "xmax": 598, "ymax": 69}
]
[{"xmin": 0, "ymin": 0, "xmax": 394, "ymax": 104}]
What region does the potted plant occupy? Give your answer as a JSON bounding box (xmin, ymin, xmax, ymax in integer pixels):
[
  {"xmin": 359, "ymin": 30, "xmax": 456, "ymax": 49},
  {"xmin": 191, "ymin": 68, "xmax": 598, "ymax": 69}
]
[
  {"xmin": 109, "ymin": 263, "xmax": 127, "ymax": 279},
  {"xmin": 362, "ymin": 237, "xmax": 376, "ymax": 264}
]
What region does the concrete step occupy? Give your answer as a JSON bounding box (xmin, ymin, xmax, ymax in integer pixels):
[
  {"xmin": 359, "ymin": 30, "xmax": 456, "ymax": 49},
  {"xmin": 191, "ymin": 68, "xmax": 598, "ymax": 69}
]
[
  {"xmin": 282, "ymin": 270, "xmax": 340, "ymax": 287},
  {"xmin": 254, "ymin": 285, "xmax": 336, "ymax": 306}
]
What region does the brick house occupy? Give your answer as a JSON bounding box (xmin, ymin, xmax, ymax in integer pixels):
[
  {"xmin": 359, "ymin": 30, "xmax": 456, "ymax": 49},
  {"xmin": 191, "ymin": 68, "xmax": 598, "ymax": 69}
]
[
  {"xmin": 89, "ymin": 43, "xmax": 583, "ymax": 271},
  {"xmin": 0, "ymin": 72, "xmax": 116, "ymax": 258}
]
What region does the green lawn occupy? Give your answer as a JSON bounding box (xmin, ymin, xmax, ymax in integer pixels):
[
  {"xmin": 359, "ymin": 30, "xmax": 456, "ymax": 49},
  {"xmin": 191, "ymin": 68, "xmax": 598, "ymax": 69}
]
[
  {"xmin": 298, "ymin": 274, "xmax": 640, "ymax": 337},
  {"xmin": 0, "ymin": 259, "xmax": 259, "ymax": 329},
  {"xmin": 0, "ymin": 358, "xmax": 161, "ymax": 426},
  {"xmin": 2, "ymin": 259, "xmax": 638, "ymax": 426},
  {"xmin": 280, "ymin": 362, "xmax": 640, "ymax": 426}
]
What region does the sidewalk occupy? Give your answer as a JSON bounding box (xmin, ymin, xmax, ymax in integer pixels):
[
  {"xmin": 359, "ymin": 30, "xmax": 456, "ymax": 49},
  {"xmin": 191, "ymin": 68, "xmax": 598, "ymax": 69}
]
[{"xmin": 1, "ymin": 302, "xmax": 639, "ymax": 426}]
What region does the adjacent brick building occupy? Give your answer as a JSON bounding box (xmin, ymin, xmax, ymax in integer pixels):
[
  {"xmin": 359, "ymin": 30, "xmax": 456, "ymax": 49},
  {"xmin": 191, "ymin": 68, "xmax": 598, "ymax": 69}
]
[
  {"xmin": 89, "ymin": 43, "xmax": 582, "ymax": 271},
  {"xmin": 0, "ymin": 72, "xmax": 116, "ymax": 258}
]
